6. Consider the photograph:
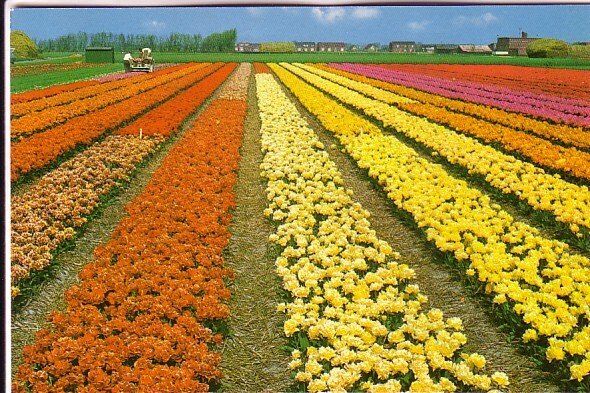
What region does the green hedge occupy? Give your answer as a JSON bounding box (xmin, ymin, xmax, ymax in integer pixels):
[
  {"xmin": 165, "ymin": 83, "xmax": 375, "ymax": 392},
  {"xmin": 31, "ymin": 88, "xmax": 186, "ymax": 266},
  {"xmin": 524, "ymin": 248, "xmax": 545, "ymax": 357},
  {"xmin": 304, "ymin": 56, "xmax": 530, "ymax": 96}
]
[
  {"xmin": 527, "ymin": 39, "xmax": 570, "ymax": 58},
  {"xmin": 259, "ymin": 42, "xmax": 296, "ymax": 53},
  {"xmin": 569, "ymin": 44, "xmax": 590, "ymax": 59}
]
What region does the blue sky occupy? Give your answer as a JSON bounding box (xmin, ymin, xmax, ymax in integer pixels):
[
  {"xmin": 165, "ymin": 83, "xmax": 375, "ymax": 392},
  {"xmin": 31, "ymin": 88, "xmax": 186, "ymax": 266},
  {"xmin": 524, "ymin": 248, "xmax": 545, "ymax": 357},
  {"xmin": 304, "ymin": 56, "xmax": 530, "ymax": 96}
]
[{"xmin": 9, "ymin": 5, "xmax": 590, "ymax": 45}]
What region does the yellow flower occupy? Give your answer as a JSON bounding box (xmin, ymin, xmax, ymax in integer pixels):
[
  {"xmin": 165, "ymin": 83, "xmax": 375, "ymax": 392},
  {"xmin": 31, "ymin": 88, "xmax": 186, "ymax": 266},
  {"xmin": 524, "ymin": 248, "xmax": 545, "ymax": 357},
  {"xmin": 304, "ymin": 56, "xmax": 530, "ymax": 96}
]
[
  {"xmin": 546, "ymin": 340, "xmax": 566, "ymax": 361},
  {"xmin": 288, "ymin": 358, "xmax": 303, "ymax": 370},
  {"xmin": 257, "ymin": 70, "xmax": 505, "ymax": 391},
  {"xmin": 467, "ymin": 353, "xmax": 486, "ymax": 369},
  {"xmin": 308, "ymin": 378, "xmax": 328, "ymax": 393},
  {"xmin": 388, "ymin": 330, "xmax": 405, "ymax": 343},
  {"xmin": 295, "ymin": 371, "xmax": 312, "ymax": 382},
  {"xmin": 491, "ymin": 371, "xmax": 510, "ymax": 387},
  {"xmin": 522, "ymin": 328, "xmax": 538, "ymax": 343},
  {"xmin": 438, "ymin": 377, "xmax": 457, "ymax": 392},
  {"xmin": 305, "ymin": 359, "xmax": 324, "ymax": 375},
  {"xmin": 570, "ymin": 359, "xmax": 590, "ymax": 382}
]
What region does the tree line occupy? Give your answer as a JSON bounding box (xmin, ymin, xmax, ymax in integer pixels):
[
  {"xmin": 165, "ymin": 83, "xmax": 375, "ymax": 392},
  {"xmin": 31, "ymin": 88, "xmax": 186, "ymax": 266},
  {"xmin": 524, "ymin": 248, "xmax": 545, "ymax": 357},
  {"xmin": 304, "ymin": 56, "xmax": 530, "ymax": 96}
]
[{"xmin": 35, "ymin": 29, "xmax": 237, "ymax": 53}]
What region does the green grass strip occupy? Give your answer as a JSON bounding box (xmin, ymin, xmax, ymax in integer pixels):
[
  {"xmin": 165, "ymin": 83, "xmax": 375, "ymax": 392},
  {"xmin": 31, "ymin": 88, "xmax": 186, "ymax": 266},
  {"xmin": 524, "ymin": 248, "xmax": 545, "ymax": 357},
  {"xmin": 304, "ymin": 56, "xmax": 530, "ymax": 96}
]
[{"xmin": 11, "ymin": 64, "xmax": 123, "ymax": 93}]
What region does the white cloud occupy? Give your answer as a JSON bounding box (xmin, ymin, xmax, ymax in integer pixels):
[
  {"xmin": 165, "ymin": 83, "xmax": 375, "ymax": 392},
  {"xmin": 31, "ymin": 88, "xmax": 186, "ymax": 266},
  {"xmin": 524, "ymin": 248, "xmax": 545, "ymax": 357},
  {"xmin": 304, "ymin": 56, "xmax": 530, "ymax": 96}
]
[
  {"xmin": 312, "ymin": 7, "xmax": 346, "ymax": 24},
  {"xmin": 144, "ymin": 20, "xmax": 166, "ymax": 31},
  {"xmin": 407, "ymin": 20, "xmax": 430, "ymax": 31},
  {"xmin": 351, "ymin": 7, "xmax": 380, "ymax": 20},
  {"xmin": 247, "ymin": 7, "xmax": 264, "ymax": 17},
  {"xmin": 453, "ymin": 12, "xmax": 498, "ymax": 27}
]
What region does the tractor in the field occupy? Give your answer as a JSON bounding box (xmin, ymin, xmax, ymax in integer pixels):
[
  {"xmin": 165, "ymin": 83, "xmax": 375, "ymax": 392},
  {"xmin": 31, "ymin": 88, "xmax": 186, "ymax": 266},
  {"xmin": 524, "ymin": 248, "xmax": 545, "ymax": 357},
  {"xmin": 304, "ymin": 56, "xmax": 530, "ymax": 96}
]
[{"xmin": 123, "ymin": 48, "xmax": 154, "ymax": 72}]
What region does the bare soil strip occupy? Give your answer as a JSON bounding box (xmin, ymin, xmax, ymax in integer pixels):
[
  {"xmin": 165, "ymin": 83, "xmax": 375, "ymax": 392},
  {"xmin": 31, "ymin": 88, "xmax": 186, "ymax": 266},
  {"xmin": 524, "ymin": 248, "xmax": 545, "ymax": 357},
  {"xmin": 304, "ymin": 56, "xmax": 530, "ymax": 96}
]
[
  {"xmin": 10, "ymin": 79, "xmax": 226, "ymax": 377},
  {"xmin": 273, "ymin": 73, "xmax": 562, "ymax": 393},
  {"xmin": 219, "ymin": 75, "xmax": 292, "ymax": 392}
]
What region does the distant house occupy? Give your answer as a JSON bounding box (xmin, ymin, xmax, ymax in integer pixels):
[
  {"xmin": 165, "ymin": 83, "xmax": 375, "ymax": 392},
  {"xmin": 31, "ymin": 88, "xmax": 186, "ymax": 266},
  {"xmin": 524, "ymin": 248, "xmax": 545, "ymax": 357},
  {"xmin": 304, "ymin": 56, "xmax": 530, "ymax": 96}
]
[
  {"xmin": 235, "ymin": 42, "xmax": 260, "ymax": 52},
  {"xmin": 364, "ymin": 43, "xmax": 379, "ymax": 52},
  {"xmin": 389, "ymin": 41, "xmax": 417, "ymax": 53},
  {"xmin": 458, "ymin": 45, "xmax": 493, "ymax": 54},
  {"xmin": 495, "ymin": 32, "xmax": 539, "ymax": 56},
  {"xmin": 294, "ymin": 41, "xmax": 316, "ymax": 52},
  {"xmin": 421, "ymin": 44, "xmax": 435, "ymax": 54},
  {"xmin": 317, "ymin": 42, "xmax": 345, "ymax": 52},
  {"xmin": 434, "ymin": 44, "xmax": 459, "ymax": 54}
]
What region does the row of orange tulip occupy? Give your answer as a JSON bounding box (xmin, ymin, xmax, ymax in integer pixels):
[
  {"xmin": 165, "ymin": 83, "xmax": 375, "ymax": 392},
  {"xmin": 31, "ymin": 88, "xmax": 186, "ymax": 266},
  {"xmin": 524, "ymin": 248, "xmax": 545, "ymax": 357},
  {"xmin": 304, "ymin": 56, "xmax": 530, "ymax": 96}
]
[
  {"xmin": 13, "ymin": 73, "xmax": 249, "ymax": 393},
  {"xmin": 11, "ymin": 63, "xmax": 240, "ymax": 297},
  {"xmin": 11, "ymin": 64, "xmax": 187, "ymax": 118},
  {"xmin": 10, "ymin": 63, "xmax": 224, "ymax": 182},
  {"xmin": 116, "ymin": 63, "xmax": 238, "ymax": 137},
  {"xmin": 11, "ymin": 80, "xmax": 100, "ymax": 104},
  {"xmin": 11, "ymin": 64, "xmax": 204, "ymax": 139}
]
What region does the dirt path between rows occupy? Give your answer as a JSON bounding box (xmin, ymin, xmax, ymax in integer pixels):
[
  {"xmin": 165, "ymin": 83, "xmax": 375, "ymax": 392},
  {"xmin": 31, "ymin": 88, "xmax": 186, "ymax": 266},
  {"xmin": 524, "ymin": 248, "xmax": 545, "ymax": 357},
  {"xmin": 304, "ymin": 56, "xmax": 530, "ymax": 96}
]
[
  {"xmin": 219, "ymin": 75, "xmax": 292, "ymax": 392},
  {"xmin": 274, "ymin": 74, "xmax": 562, "ymax": 393},
  {"xmin": 10, "ymin": 76, "xmax": 228, "ymax": 377}
]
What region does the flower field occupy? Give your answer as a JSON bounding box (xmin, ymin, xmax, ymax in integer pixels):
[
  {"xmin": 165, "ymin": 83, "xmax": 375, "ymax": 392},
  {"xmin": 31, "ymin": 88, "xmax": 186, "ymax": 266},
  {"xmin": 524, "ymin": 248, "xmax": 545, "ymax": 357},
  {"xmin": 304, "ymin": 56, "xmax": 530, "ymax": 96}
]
[{"xmin": 10, "ymin": 60, "xmax": 590, "ymax": 392}]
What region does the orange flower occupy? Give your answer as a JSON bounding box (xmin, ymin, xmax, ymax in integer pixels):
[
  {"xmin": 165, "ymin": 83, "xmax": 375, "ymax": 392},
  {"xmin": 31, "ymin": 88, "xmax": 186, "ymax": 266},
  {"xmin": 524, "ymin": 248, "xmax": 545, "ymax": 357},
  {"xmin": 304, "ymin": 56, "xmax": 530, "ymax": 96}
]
[
  {"xmin": 11, "ymin": 64, "xmax": 190, "ymax": 120},
  {"xmin": 11, "ymin": 80, "xmax": 100, "ymax": 105},
  {"xmin": 254, "ymin": 62, "xmax": 271, "ymax": 74},
  {"xmin": 11, "ymin": 64, "xmax": 207, "ymax": 140},
  {"xmin": 11, "ymin": 63, "xmax": 224, "ymax": 182},
  {"xmin": 14, "ymin": 85, "xmax": 248, "ymax": 392}
]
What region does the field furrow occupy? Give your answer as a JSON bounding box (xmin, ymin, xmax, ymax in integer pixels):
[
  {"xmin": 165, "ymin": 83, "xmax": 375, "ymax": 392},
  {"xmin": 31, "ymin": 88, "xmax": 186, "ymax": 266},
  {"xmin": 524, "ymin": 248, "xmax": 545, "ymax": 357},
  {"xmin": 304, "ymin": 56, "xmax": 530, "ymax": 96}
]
[{"xmin": 218, "ymin": 63, "xmax": 293, "ymax": 392}]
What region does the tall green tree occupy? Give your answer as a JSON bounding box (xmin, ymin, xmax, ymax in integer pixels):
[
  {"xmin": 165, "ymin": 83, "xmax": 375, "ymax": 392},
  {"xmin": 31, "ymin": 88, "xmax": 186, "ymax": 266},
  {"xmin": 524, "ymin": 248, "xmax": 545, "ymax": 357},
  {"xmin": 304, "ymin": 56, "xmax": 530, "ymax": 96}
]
[{"xmin": 35, "ymin": 28, "xmax": 235, "ymax": 53}]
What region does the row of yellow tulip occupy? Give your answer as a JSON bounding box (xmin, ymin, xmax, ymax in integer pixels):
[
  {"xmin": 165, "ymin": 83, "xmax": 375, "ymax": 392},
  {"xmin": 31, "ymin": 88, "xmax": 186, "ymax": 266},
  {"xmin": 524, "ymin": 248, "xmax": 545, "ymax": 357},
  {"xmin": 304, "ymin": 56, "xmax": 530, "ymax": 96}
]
[
  {"xmin": 285, "ymin": 63, "xmax": 590, "ymax": 237},
  {"xmin": 316, "ymin": 64, "xmax": 590, "ymax": 150},
  {"xmin": 256, "ymin": 72, "xmax": 508, "ymax": 392},
  {"xmin": 269, "ymin": 63, "xmax": 590, "ymax": 384}
]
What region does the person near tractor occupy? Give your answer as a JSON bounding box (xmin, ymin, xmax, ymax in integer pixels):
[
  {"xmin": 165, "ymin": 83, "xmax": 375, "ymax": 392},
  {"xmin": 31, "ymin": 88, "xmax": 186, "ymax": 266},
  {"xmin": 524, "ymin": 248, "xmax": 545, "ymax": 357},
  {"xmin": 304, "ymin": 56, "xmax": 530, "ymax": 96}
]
[{"xmin": 123, "ymin": 52, "xmax": 133, "ymax": 71}]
